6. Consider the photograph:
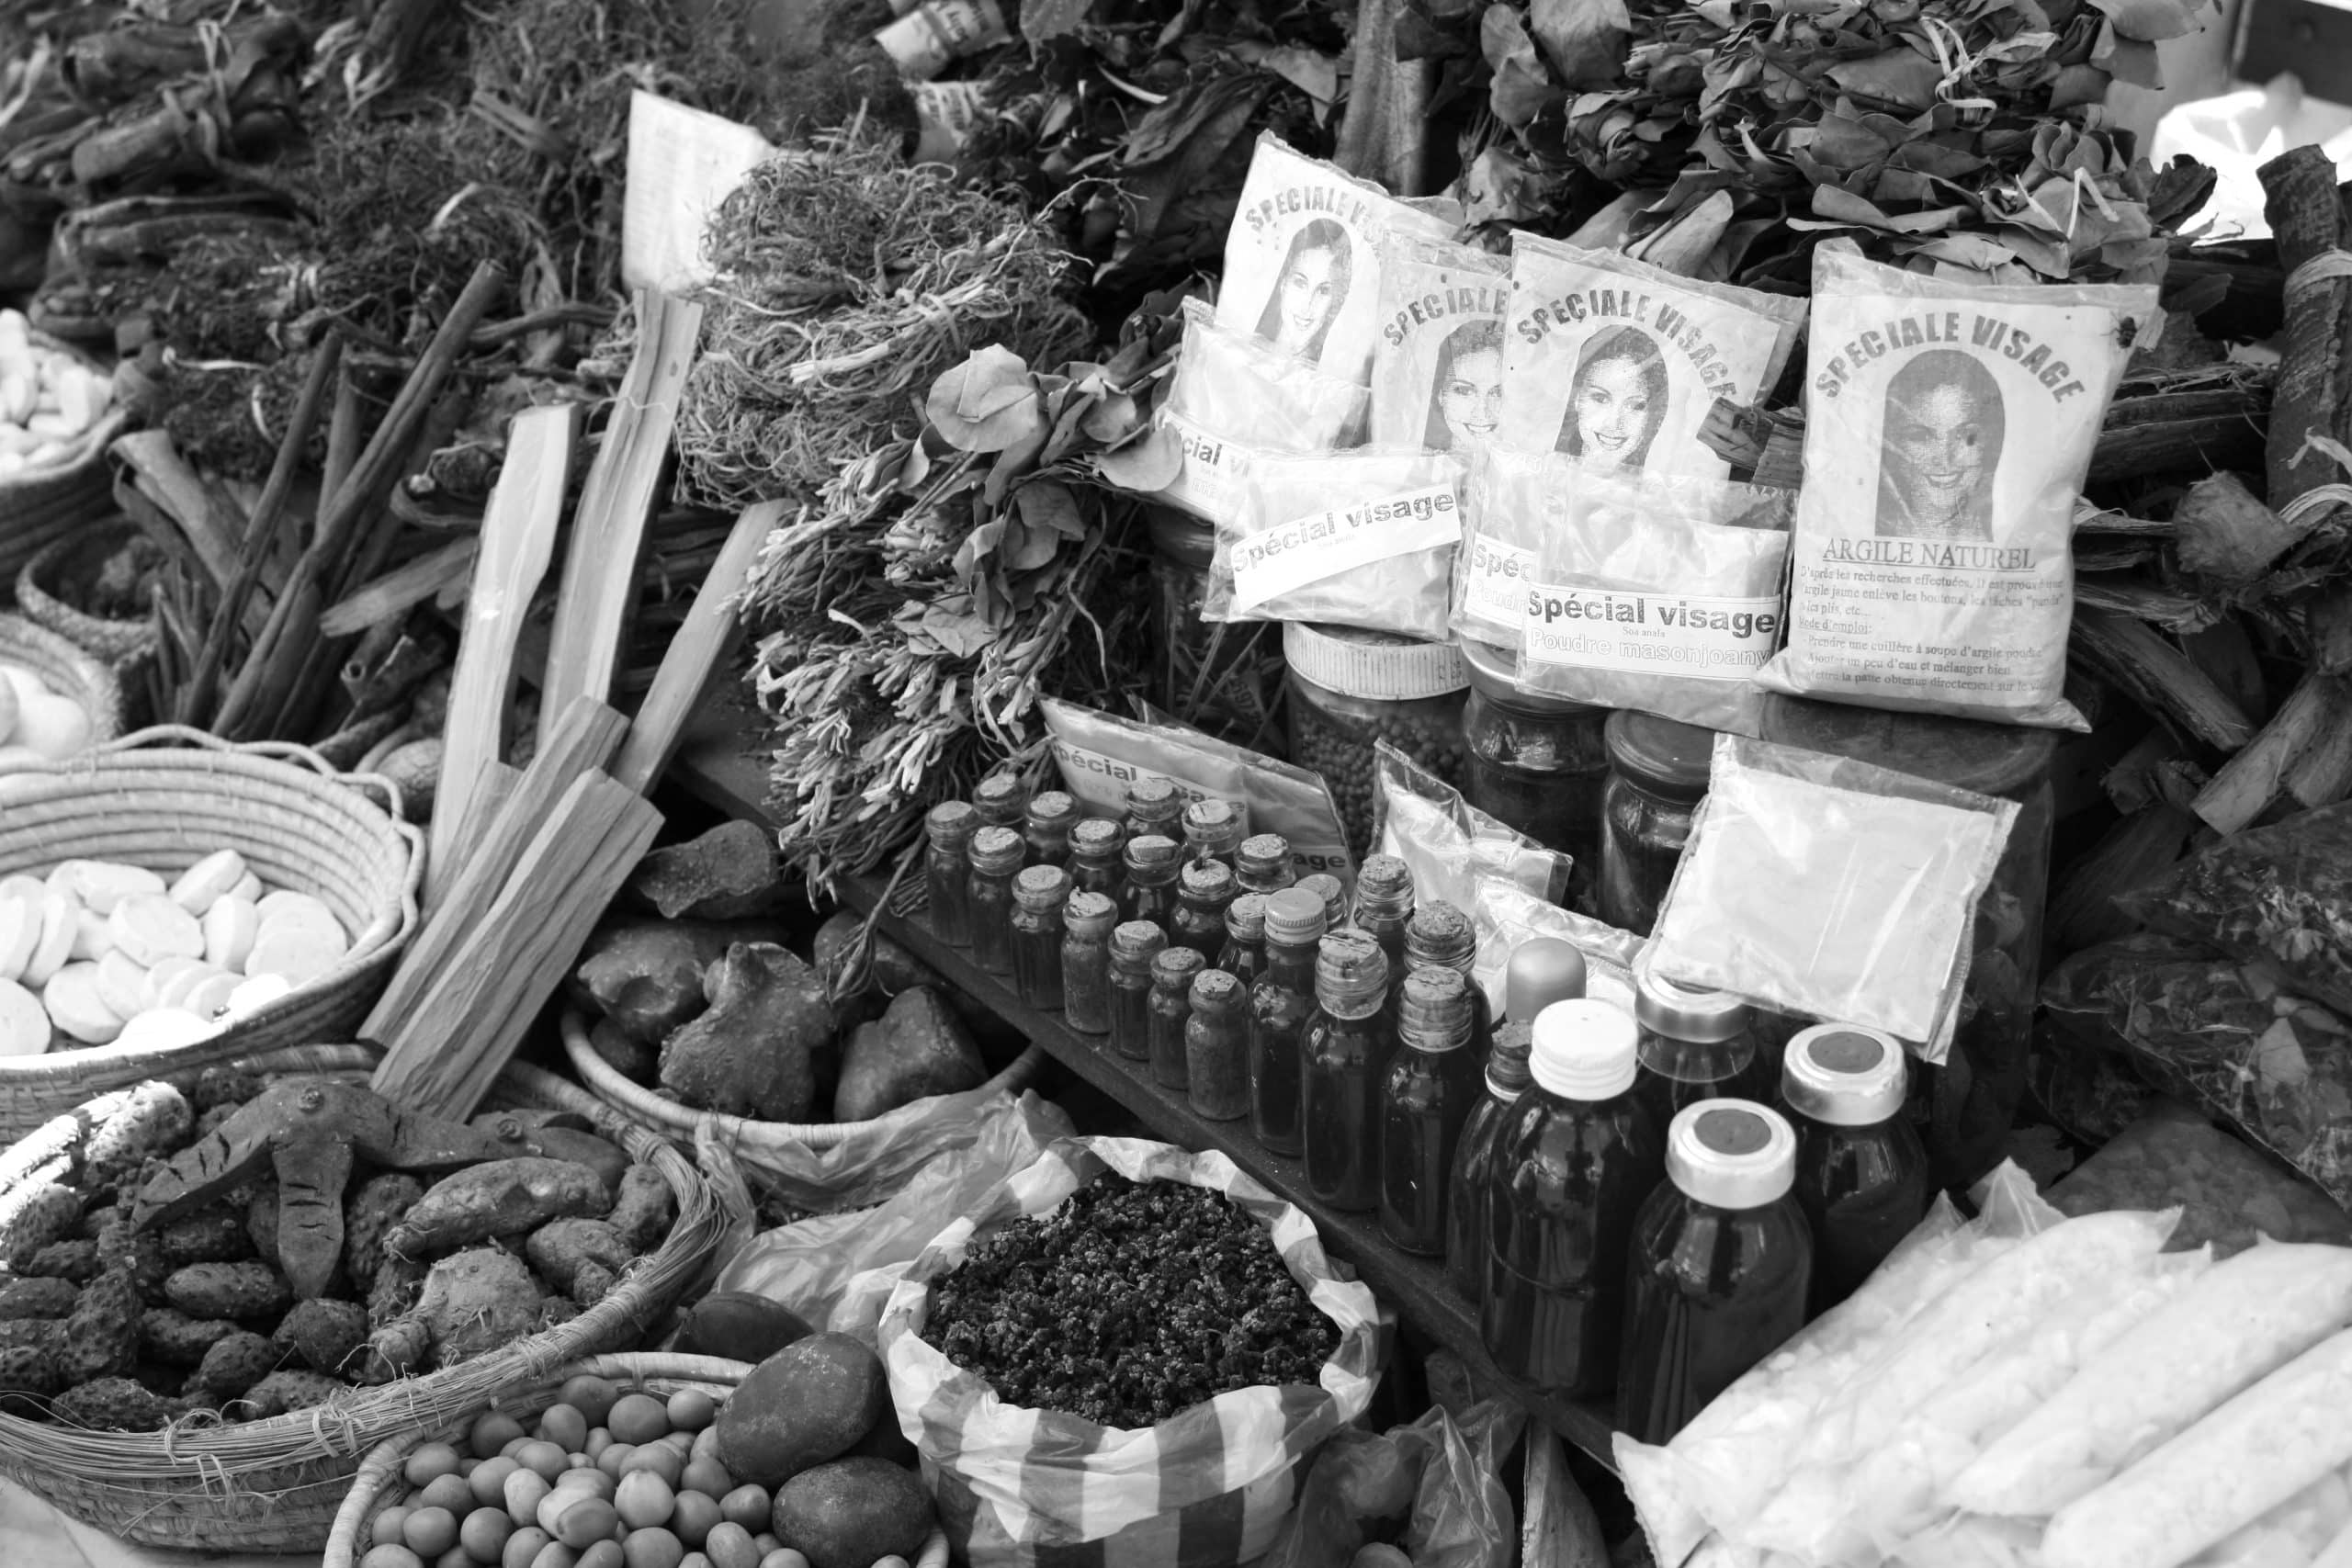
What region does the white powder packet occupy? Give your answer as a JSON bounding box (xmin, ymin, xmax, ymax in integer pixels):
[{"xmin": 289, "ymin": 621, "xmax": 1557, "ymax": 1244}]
[
  {"xmin": 1451, "ymin": 444, "xmax": 1551, "ymax": 652},
  {"xmin": 1366, "ymin": 233, "xmax": 1510, "ymax": 452},
  {"xmin": 1756, "ymin": 246, "xmax": 2159, "ymax": 729},
  {"xmin": 1205, "ymin": 446, "xmax": 1465, "ymax": 638},
  {"xmin": 1497, "ymin": 234, "xmax": 1807, "ymax": 479},
  {"xmin": 1214, "ymin": 133, "xmax": 1458, "ymax": 387},
  {"xmin": 1154, "ymin": 298, "xmax": 1367, "ymax": 528}
]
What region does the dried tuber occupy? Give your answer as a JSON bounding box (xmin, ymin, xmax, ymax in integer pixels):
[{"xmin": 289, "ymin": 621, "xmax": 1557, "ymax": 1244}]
[
  {"xmin": 831, "ymin": 985, "xmax": 987, "ymax": 1122},
  {"xmin": 526, "ymin": 1217, "xmax": 633, "ymax": 1303},
  {"xmin": 366, "ymin": 1246, "xmax": 550, "ymax": 1377},
  {"xmin": 383, "ymin": 1157, "xmax": 612, "ymax": 1259},
  {"xmin": 626, "ymin": 821, "xmax": 784, "ymax": 921},
  {"xmin": 571, "ymin": 919, "xmax": 738, "ymax": 1044},
  {"xmin": 658, "ymin": 943, "xmax": 830, "ymax": 1122},
  {"xmin": 605, "ymin": 1164, "xmax": 674, "ymax": 1255}
]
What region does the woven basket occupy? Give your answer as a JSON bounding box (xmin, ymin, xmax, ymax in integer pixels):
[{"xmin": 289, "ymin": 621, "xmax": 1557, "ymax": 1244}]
[
  {"xmin": 560, "ymin": 1008, "xmax": 1045, "ymax": 1208},
  {"xmin": 0, "ymin": 1057, "xmax": 735, "ymax": 1551},
  {"xmin": 325, "ymin": 1352, "xmax": 952, "ymax": 1568},
  {"xmin": 0, "ymin": 610, "xmax": 122, "ymax": 748},
  {"xmin": 0, "ymin": 725, "xmax": 422, "ymax": 1139},
  {"xmin": 0, "ymin": 380, "xmax": 126, "ymax": 605},
  {"xmin": 14, "ymin": 521, "xmax": 159, "ymax": 666}
]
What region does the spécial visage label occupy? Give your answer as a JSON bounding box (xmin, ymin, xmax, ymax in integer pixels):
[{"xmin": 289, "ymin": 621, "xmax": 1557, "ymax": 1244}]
[
  {"xmin": 1229, "ymin": 485, "xmax": 1460, "ymax": 612},
  {"xmin": 1459, "ymin": 532, "xmax": 1538, "ymax": 632},
  {"xmin": 1521, "ymin": 584, "xmax": 1781, "ymax": 682}
]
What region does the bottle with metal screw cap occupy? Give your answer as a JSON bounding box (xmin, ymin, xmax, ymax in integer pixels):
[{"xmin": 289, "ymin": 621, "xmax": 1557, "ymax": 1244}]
[
  {"xmin": 972, "ymin": 772, "xmax": 1031, "ymax": 830},
  {"xmin": 922, "ymin": 801, "xmax": 979, "ymax": 947},
  {"xmin": 1631, "ymin": 963, "xmax": 1771, "ymax": 1132},
  {"xmin": 1447, "ymin": 938, "xmax": 1588, "ymax": 1300},
  {"xmin": 1482, "ymin": 998, "xmax": 1664, "ymax": 1399},
  {"xmin": 1380, "ymin": 967, "xmax": 1482, "ymax": 1255},
  {"xmin": 966, "ymin": 826, "xmax": 1026, "ymax": 976},
  {"xmin": 1781, "ymin": 1024, "xmax": 1928, "ymax": 1314},
  {"xmin": 1182, "ymin": 798, "xmax": 1245, "ymax": 869},
  {"xmin": 1060, "ymin": 891, "xmax": 1119, "ymax": 1035},
  {"xmin": 1236, "ymin": 833, "xmax": 1295, "ymax": 895},
  {"xmin": 1170, "ymin": 859, "xmax": 1238, "ymax": 963},
  {"xmin": 1121, "ymin": 833, "xmax": 1182, "ymax": 932},
  {"xmin": 1303, "ymin": 931, "xmax": 1393, "ymax": 1212},
  {"xmin": 1123, "ymin": 775, "xmax": 1184, "ymax": 841},
  {"xmin": 1067, "ymin": 818, "xmax": 1125, "ymax": 897},
  {"xmin": 1023, "ymin": 791, "xmax": 1080, "ymax": 869},
  {"xmin": 1148, "ymin": 946, "xmax": 1208, "ymax": 1090},
  {"xmin": 1249, "ymin": 887, "xmax": 1326, "ymax": 1156},
  {"xmin": 1010, "ymin": 864, "xmax": 1071, "ymax": 1010},
  {"xmin": 1619, "ymin": 1100, "xmax": 1812, "ymax": 1446},
  {"xmin": 1218, "ymin": 893, "xmax": 1270, "ymax": 989}
]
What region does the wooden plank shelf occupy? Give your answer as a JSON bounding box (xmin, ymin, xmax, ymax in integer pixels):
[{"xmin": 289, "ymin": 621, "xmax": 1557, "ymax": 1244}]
[{"xmin": 668, "ymin": 704, "xmax": 1624, "ymax": 1471}]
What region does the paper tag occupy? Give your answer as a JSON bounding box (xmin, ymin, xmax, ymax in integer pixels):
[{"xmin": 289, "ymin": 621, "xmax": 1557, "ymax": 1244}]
[
  {"xmin": 1230, "ymin": 485, "xmax": 1458, "ymax": 613},
  {"xmin": 911, "ymin": 80, "xmax": 988, "ymax": 163},
  {"xmin": 1522, "ymin": 582, "xmax": 1781, "ymax": 682},
  {"xmin": 874, "ymin": 0, "xmax": 1008, "ymax": 78},
  {"xmin": 622, "ymin": 92, "xmax": 777, "ymax": 295},
  {"xmin": 1460, "ymin": 530, "xmax": 1537, "ymax": 634}
]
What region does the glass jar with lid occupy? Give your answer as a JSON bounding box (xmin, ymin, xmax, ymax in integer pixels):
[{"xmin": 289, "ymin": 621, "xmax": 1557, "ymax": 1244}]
[
  {"xmin": 1757, "ymin": 694, "xmax": 2059, "ymax": 1191},
  {"xmin": 972, "ymin": 773, "xmax": 1030, "ymax": 832},
  {"xmin": 1283, "ymin": 622, "xmax": 1468, "ymax": 856},
  {"xmin": 922, "ymin": 801, "xmax": 979, "ymax": 948},
  {"xmin": 1460, "ymin": 637, "xmax": 1611, "ymax": 908},
  {"xmin": 1067, "ymin": 818, "xmax": 1125, "ymax": 898},
  {"xmin": 1023, "ymin": 792, "xmax": 1079, "ymax": 869},
  {"xmin": 1599, "ymin": 710, "xmax": 1716, "ymax": 937}
]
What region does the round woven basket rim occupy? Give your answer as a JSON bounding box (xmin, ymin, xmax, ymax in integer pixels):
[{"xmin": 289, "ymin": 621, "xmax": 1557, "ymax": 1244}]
[
  {"xmin": 0, "ymin": 1056, "xmax": 733, "ymax": 1551},
  {"xmin": 15, "ymin": 523, "xmax": 158, "ymax": 663}
]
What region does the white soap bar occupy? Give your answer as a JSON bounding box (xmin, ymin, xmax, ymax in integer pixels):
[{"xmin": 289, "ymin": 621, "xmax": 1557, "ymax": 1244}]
[
  {"xmin": 182, "ymin": 972, "xmax": 241, "ymax": 1021},
  {"xmin": 201, "ymin": 897, "xmax": 259, "ymax": 973},
  {"xmin": 229, "ymin": 872, "xmax": 264, "ymax": 905},
  {"xmin": 0, "ymin": 873, "xmax": 45, "ymax": 906},
  {"xmin": 69, "ymin": 906, "xmax": 114, "ymax": 962},
  {"xmin": 21, "ymin": 891, "xmax": 77, "ymax": 988},
  {"xmin": 49, "ymin": 861, "xmax": 164, "ymax": 917},
  {"xmin": 224, "ymin": 973, "xmax": 293, "ymax": 1020},
  {"xmin": 0, "ymin": 893, "xmax": 36, "ymax": 982},
  {"xmin": 93, "ymin": 951, "xmax": 148, "ymax": 1023},
  {"xmin": 244, "ymin": 923, "xmax": 346, "ymax": 989},
  {"xmin": 256, "ymin": 891, "xmax": 337, "ymax": 932},
  {"xmin": 0, "ymin": 977, "xmax": 47, "ymax": 1055},
  {"xmin": 113, "ymin": 1009, "xmax": 219, "ymax": 1052},
  {"xmin": 169, "ymin": 851, "xmax": 248, "ymax": 917},
  {"xmin": 109, "ymin": 894, "xmax": 203, "ymax": 966},
  {"xmin": 43, "ymin": 962, "xmax": 120, "ymax": 1044},
  {"xmin": 13, "ymin": 694, "xmax": 87, "ymax": 761},
  {"xmin": 150, "ymin": 959, "xmax": 221, "ymax": 1013}
]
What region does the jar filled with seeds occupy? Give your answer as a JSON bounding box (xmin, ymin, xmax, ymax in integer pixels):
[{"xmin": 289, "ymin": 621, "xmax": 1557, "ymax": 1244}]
[{"xmin": 1283, "ymin": 622, "xmax": 1468, "ymax": 856}]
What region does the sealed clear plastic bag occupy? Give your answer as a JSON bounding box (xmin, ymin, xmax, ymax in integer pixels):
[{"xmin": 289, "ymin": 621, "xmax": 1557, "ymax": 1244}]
[
  {"xmin": 1259, "ymin": 1399, "xmax": 1525, "ymax": 1568},
  {"xmin": 1156, "ymin": 298, "xmax": 1369, "ymax": 527},
  {"xmin": 1515, "ymin": 467, "xmax": 1792, "ymax": 735},
  {"xmin": 1372, "ymin": 740, "xmax": 1571, "ymax": 912},
  {"xmin": 1368, "ymin": 233, "xmax": 1510, "ymax": 454},
  {"xmin": 1648, "ymin": 733, "xmax": 2018, "ymax": 1060},
  {"xmin": 1453, "ymin": 444, "xmax": 1553, "ymax": 652},
  {"xmin": 1206, "ymin": 446, "xmax": 1465, "ymax": 639},
  {"xmin": 1466, "ymin": 877, "xmax": 1645, "ymax": 1018}
]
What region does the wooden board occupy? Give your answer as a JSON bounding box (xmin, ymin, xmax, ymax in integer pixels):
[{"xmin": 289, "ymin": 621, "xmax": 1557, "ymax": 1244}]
[{"xmin": 611, "ymin": 502, "xmax": 781, "ymax": 794}]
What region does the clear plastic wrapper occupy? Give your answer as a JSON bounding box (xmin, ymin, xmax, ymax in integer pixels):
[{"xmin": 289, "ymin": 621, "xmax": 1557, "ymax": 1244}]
[
  {"xmin": 1616, "ymin": 1161, "xmax": 2057, "ymax": 1567},
  {"xmin": 1495, "ymin": 234, "xmax": 1806, "ymax": 478},
  {"xmin": 1465, "ymin": 877, "xmax": 1645, "ymax": 1019},
  {"xmin": 1372, "ymin": 740, "xmax": 1571, "ymax": 912},
  {"xmin": 1515, "ymin": 467, "xmax": 1792, "ymax": 734},
  {"xmin": 1755, "ymin": 246, "xmax": 2157, "ymax": 729},
  {"xmin": 1453, "ymin": 443, "xmax": 1554, "ymax": 651},
  {"xmin": 1215, "ymin": 133, "xmax": 1459, "ymax": 386},
  {"xmin": 1649, "ymin": 733, "xmax": 2018, "ymax": 1061},
  {"xmin": 1950, "ymin": 1240, "xmax": 2352, "ymax": 1520},
  {"xmin": 716, "ymin": 1090, "xmax": 1075, "ymax": 1342},
  {"xmin": 2046, "ymin": 1098, "xmax": 2352, "ymax": 1258},
  {"xmin": 1155, "ymin": 299, "xmax": 1369, "ymax": 527},
  {"xmin": 1207, "ymin": 446, "xmax": 1465, "ymax": 638},
  {"xmin": 1260, "ymin": 1398, "xmax": 1525, "ymax": 1568},
  {"xmin": 2113, "ymin": 799, "xmax": 2352, "ymax": 1017},
  {"xmin": 2187, "ymin": 1462, "xmax": 2352, "ymax": 1568},
  {"xmin": 1368, "ymin": 233, "xmax": 1510, "ymax": 453},
  {"xmin": 2041, "ymin": 934, "xmax": 2352, "ymax": 1209}
]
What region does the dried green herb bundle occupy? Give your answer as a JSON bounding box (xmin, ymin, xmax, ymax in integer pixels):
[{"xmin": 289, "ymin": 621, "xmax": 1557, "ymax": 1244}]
[{"xmin": 1469, "ymin": 0, "xmax": 2215, "ymax": 286}]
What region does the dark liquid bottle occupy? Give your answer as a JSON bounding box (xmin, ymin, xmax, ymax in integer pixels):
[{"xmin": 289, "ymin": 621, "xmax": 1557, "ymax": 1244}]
[
  {"xmin": 1484, "ymin": 999, "xmax": 1663, "ymax": 1400},
  {"xmin": 1351, "ymin": 854, "xmax": 1415, "ymax": 978},
  {"xmin": 1023, "ymin": 791, "xmax": 1079, "ymax": 870},
  {"xmin": 1632, "ymin": 967, "xmax": 1772, "ymax": 1132},
  {"xmin": 1250, "ymin": 888, "xmax": 1325, "ymax": 1157},
  {"xmin": 1123, "ymin": 776, "xmax": 1183, "ymax": 843},
  {"xmin": 1380, "ymin": 967, "xmax": 1482, "ymax": 1255},
  {"xmin": 1619, "ymin": 1100, "xmax": 1814, "ymax": 1446},
  {"xmin": 1218, "ymin": 894, "xmax": 1269, "ymax": 991},
  {"xmin": 1067, "ymin": 818, "xmax": 1125, "ymax": 898},
  {"xmin": 1148, "ymin": 946, "xmax": 1207, "ymax": 1090},
  {"xmin": 1170, "ymin": 859, "xmax": 1238, "ymax": 964},
  {"xmin": 1236, "ymin": 833, "xmax": 1295, "ymax": 896},
  {"xmin": 1402, "ymin": 898, "xmax": 1488, "ymax": 1047},
  {"xmin": 1060, "ymin": 891, "xmax": 1118, "ymax": 1035},
  {"xmin": 922, "ymin": 801, "xmax": 979, "ymax": 948},
  {"xmin": 1448, "ymin": 939, "xmax": 1589, "ymax": 1301},
  {"xmin": 1010, "ymin": 864, "xmax": 1070, "ymax": 1011},
  {"xmin": 966, "ymin": 826, "xmax": 1026, "ymax": 977},
  {"xmin": 1121, "ymin": 833, "xmax": 1182, "ymax": 933},
  {"xmin": 1781, "ymin": 1024, "xmax": 1929, "ymax": 1314},
  {"xmin": 1107, "ymin": 921, "xmax": 1166, "ymax": 1064},
  {"xmin": 1302, "ymin": 931, "xmax": 1392, "ymax": 1212}
]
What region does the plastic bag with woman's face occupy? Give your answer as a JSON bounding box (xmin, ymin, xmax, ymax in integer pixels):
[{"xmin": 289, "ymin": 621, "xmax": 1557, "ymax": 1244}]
[
  {"xmin": 1497, "ymin": 234, "xmax": 1807, "ymax": 479},
  {"xmin": 1756, "ymin": 247, "xmax": 2158, "ymax": 729},
  {"xmin": 1153, "ymin": 298, "xmax": 1370, "ymax": 528},
  {"xmin": 1367, "ymin": 234, "xmax": 1510, "ymax": 454},
  {"xmin": 1215, "ymin": 133, "xmax": 1458, "ymax": 386},
  {"xmin": 1515, "ymin": 462, "xmax": 1793, "ymax": 734},
  {"xmin": 1204, "ymin": 446, "xmax": 1465, "ymax": 639}
]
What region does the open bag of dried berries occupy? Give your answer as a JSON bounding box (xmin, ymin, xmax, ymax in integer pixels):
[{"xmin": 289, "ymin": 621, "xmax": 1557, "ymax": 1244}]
[{"xmin": 875, "ymin": 1136, "xmax": 1386, "ymax": 1567}]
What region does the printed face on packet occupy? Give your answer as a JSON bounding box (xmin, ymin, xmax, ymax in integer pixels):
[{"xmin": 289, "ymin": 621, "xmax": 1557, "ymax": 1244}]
[
  {"xmin": 1561, "ymin": 326, "xmax": 1668, "ymax": 469},
  {"xmin": 1875, "ymin": 349, "xmax": 2004, "ymax": 542},
  {"xmin": 1430, "ymin": 320, "xmax": 1505, "ymax": 455},
  {"xmin": 1256, "ymin": 219, "xmax": 1353, "ymax": 364}
]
